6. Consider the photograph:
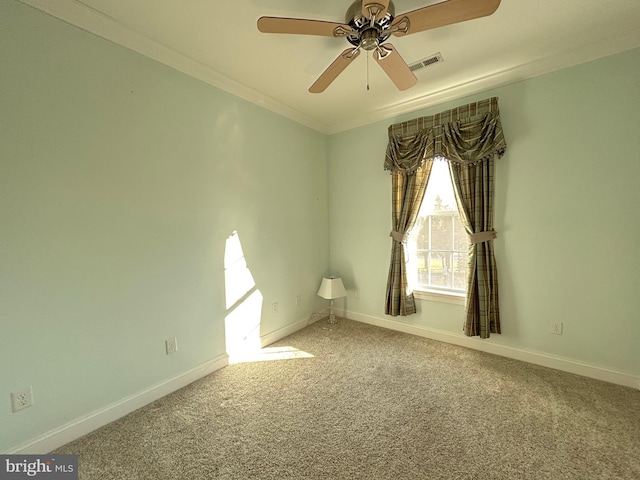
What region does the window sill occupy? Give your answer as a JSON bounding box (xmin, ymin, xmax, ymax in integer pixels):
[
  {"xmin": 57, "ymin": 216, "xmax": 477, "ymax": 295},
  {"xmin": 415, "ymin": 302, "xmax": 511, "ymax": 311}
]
[{"xmin": 414, "ymin": 289, "xmax": 466, "ymax": 305}]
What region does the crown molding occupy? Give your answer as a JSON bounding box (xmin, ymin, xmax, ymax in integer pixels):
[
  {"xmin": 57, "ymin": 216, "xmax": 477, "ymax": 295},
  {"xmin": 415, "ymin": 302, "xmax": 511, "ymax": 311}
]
[
  {"xmin": 327, "ymin": 29, "xmax": 640, "ymax": 134},
  {"xmin": 19, "ymin": 0, "xmax": 331, "ymax": 135},
  {"xmin": 19, "ymin": 0, "xmax": 640, "ymax": 136}
]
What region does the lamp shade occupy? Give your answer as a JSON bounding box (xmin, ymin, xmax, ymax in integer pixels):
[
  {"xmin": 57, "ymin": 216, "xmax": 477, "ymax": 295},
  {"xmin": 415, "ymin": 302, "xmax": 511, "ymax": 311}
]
[{"xmin": 317, "ymin": 277, "xmax": 347, "ymax": 300}]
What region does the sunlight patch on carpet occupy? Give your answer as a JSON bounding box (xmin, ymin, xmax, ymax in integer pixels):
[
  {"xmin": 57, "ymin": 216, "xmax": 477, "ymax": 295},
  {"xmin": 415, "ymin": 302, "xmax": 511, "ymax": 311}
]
[{"xmin": 229, "ymin": 346, "xmax": 314, "ymax": 364}]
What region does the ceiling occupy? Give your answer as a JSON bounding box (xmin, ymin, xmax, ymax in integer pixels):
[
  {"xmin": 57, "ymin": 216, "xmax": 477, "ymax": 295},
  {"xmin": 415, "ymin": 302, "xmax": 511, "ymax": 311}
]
[{"xmin": 21, "ymin": 0, "xmax": 640, "ymax": 134}]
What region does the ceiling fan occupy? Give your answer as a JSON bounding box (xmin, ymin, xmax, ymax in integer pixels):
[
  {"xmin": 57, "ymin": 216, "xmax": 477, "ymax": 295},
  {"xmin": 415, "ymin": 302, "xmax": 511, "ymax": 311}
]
[{"xmin": 257, "ymin": 0, "xmax": 501, "ymax": 93}]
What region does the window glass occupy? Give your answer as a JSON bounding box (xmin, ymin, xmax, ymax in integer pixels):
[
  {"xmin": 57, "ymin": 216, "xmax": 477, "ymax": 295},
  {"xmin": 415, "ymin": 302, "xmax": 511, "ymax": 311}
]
[{"xmin": 408, "ymin": 160, "xmax": 469, "ymax": 294}]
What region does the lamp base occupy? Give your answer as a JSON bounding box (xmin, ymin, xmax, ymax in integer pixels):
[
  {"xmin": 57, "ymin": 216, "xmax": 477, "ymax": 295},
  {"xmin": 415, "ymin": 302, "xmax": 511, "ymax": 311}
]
[
  {"xmin": 320, "ymin": 321, "xmax": 341, "ymax": 331},
  {"xmin": 320, "ymin": 308, "xmax": 341, "ymax": 330}
]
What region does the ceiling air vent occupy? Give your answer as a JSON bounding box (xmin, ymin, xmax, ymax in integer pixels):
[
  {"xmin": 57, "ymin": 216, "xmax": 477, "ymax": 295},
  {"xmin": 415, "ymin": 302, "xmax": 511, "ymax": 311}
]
[{"xmin": 409, "ymin": 52, "xmax": 444, "ymax": 72}]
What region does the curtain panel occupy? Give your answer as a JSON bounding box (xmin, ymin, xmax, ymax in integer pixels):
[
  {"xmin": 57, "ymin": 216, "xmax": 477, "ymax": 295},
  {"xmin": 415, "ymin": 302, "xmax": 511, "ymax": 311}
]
[
  {"xmin": 385, "ymin": 161, "xmax": 432, "ymax": 316},
  {"xmin": 383, "ymin": 97, "xmax": 507, "ymax": 338}
]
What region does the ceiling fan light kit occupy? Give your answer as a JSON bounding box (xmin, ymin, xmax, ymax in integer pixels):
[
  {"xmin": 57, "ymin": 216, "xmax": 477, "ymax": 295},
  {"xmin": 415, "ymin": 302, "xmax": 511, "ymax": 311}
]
[{"xmin": 257, "ymin": 0, "xmax": 501, "ymax": 93}]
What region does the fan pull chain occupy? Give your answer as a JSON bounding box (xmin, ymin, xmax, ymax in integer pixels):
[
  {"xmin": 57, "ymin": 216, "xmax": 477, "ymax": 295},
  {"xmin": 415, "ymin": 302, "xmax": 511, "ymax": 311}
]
[{"xmin": 367, "ymin": 50, "xmax": 370, "ymax": 91}]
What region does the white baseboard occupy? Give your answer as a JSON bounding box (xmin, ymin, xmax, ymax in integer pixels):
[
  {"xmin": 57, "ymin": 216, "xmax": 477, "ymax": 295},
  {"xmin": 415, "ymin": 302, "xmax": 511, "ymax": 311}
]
[
  {"xmin": 12, "ymin": 310, "xmax": 635, "ymax": 455},
  {"xmin": 347, "ymin": 311, "xmax": 640, "ymax": 391},
  {"xmin": 9, "ymin": 353, "xmax": 229, "ymax": 454},
  {"xmin": 8, "ymin": 314, "xmax": 321, "ymax": 455},
  {"xmin": 260, "ymin": 312, "xmax": 327, "ymax": 347}
]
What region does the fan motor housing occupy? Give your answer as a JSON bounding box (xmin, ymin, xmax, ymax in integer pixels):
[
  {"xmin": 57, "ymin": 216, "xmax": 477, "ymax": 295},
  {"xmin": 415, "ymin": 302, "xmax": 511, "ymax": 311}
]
[{"xmin": 345, "ymin": 1, "xmax": 396, "ymax": 50}]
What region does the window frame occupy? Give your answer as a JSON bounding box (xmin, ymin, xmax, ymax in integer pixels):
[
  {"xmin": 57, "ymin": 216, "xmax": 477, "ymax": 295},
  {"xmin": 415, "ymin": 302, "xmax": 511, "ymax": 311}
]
[{"xmin": 407, "ymin": 161, "xmax": 468, "ymax": 305}]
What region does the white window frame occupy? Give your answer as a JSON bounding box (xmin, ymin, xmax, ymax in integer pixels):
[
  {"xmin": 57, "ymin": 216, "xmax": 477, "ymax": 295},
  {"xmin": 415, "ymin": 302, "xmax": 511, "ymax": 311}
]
[{"xmin": 407, "ymin": 161, "xmax": 468, "ymax": 305}]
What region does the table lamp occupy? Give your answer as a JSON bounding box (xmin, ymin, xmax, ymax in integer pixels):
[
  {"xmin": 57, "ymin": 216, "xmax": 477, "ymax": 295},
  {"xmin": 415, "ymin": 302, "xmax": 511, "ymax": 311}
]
[{"xmin": 317, "ymin": 276, "xmax": 347, "ymax": 325}]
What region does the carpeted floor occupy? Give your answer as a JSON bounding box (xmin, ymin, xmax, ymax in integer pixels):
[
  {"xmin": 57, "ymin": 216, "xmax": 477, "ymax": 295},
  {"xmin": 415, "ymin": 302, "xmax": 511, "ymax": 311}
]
[{"xmin": 56, "ymin": 319, "xmax": 640, "ymax": 479}]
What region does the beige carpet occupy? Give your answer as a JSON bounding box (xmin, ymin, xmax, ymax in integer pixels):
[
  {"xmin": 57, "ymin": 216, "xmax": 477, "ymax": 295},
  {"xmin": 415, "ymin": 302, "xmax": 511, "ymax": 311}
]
[{"xmin": 56, "ymin": 319, "xmax": 640, "ymax": 479}]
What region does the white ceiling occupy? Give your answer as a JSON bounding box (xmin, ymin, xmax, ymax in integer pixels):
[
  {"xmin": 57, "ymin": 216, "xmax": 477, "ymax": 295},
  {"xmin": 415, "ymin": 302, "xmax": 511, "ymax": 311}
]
[{"xmin": 21, "ymin": 0, "xmax": 640, "ymax": 134}]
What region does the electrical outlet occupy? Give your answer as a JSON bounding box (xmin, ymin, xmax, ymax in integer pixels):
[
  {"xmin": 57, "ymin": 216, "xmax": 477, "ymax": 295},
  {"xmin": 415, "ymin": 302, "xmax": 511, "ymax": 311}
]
[
  {"xmin": 272, "ymin": 302, "xmax": 279, "ymax": 313},
  {"xmin": 11, "ymin": 387, "xmax": 34, "ymax": 413},
  {"xmin": 165, "ymin": 337, "xmax": 178, "ymax": 355},
  {"xmin": 551, "ymin": 322, "xmax": 563, "ymax": 335},
  {"xmin": 355, "ymin": 289, "xmax": 360, "ymax": 298},
  {"xmin": 295, "ymin": 295, "xmax": 301, "ymax": 307}
]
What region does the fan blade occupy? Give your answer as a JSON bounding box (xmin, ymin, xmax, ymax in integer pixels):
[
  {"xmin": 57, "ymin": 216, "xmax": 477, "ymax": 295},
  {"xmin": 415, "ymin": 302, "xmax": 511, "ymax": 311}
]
[
  {"xmin": 257, "ymin": 17, "xmax": 352, "ymax": 37},
  {"xmin": 309, "ymin": 48, "xmax": 361, "ymax": 93},
  {"xmin": 374, "ymin": 44, "xmax": 417, "ymax": 91},
  {"xmin": 391, "ymin": 0, "xmax": 501, "ymax": 36},
  {"xmin": 361, "ymin": 0, "xmax": 391, "ymax": 19}
]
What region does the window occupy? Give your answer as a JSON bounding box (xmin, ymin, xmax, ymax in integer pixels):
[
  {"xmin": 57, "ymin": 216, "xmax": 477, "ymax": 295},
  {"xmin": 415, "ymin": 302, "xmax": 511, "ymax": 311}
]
[{"xmin": 407, "ymin": 160, "xmax": 469, "ymax": 299}]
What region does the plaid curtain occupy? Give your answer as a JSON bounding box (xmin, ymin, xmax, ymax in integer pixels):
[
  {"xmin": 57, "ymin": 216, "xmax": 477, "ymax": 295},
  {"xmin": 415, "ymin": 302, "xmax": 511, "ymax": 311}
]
[
  {"xmin": 385, "ymin": 163, "xmax": 432, "ymax": 316},
  {"xmin": 384, "ymin": 98, "xmax": 506, "ymax": 336},
  {"xmin": 449, "ymin": 159, "xmax": 500, "ymax": 338}
]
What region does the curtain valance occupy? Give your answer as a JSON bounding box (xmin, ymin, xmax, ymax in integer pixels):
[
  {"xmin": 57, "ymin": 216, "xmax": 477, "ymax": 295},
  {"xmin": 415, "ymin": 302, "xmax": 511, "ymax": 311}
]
[{"xmin": 384, "ymin": 97, "xmax": 507, "ymax": 174}]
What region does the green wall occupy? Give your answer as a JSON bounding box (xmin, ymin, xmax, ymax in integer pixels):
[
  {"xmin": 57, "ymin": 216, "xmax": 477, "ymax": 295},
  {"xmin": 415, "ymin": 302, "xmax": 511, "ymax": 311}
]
[
  {"xmin": 0, "ymin": 1, "xmax": 328, "ymax": 452},
  {"xmin": 328, "ymin": 47, "xmax": 640, "ymax": 378},
  {"xmin": 2, "ymin": 0, "xmax": 639, "ymax": 455}
]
